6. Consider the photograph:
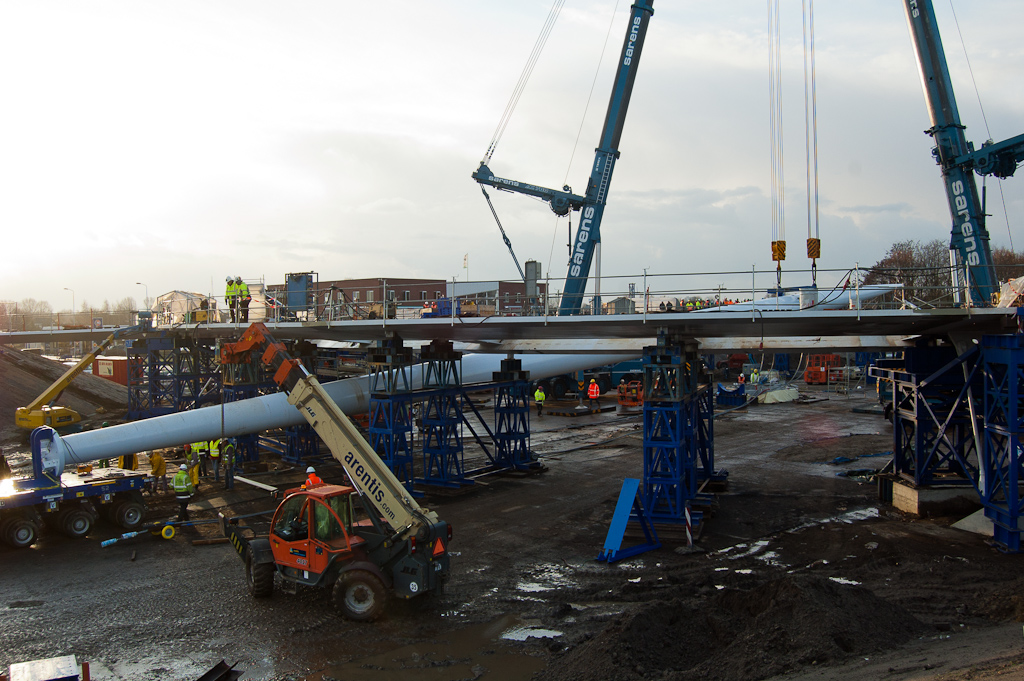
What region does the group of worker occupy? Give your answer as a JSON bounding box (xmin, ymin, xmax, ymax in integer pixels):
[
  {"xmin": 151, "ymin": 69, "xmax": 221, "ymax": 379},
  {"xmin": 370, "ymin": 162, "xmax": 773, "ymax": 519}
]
[
  {"xmin": 531, "ymin": 379, "xmax": 602, "ymax": 417},
  {"xmin": 161, "ymin": 439, "xmax": 235, "ymax": 520},
  {"xmin": 225, "ymin": 275, "xmax": 251, "ymax": 323}
]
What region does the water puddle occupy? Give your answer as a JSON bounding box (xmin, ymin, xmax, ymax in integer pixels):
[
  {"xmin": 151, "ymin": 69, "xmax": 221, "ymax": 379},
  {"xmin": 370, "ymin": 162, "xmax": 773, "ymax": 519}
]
[
  {"xmin": 829, "ymin": 576, "xmax": 862, "ymax": 586},
  {"xmin": 514, "ymin": 561, "xmax": 580, "ymax": 594},
  {"xmin": 500, "ymin": 624, "xmax": 564, "ymax": 642},
  {"xmin": 7, "ymin": 600, "xmax": 44, "ymax": 609}
]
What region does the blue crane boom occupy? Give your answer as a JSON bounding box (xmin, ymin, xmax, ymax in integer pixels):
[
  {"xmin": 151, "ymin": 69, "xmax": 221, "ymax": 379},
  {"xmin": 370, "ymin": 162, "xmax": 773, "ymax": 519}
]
[
  {"xmin": 473, "ymin": 1, "xmax": 655, "ymax": 316},
  {"xmin": 903, "ymin": 0, "xmax": 1024, "ymax": 306}
]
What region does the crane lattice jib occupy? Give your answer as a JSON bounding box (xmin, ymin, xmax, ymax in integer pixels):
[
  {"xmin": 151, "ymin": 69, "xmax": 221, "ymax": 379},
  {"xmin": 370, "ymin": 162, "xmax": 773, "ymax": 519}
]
[{"xmin": 903, "ymin": 0, "xmax": 998, "ymax": 306}]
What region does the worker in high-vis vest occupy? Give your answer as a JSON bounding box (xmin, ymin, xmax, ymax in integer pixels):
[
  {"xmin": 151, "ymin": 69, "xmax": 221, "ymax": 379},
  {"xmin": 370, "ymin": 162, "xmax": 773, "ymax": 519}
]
[
  {"xmin": 588, "ymin": 378, "xmax": 601, "ymax": 413},
  {"xmin": 191, "ymin": 440, "xmax": 209, "ymax": 478},
  {"xmin": 534, "ymin": 385, "xmax": 546, "ymax": 417},
  {"xmin": 173, "ymin": 464, "xmax": 194, "ymax": 521},
  {"xmin": 225, "ymin": 276, "xmax": 238, "ymax": 322},
  {"xmin": 209, "ymin": 438, "xmax": 221, "ymax": 482},
  {"xmin": 236, "ymin": 276, "xmax": 251, "ymax": 323}
]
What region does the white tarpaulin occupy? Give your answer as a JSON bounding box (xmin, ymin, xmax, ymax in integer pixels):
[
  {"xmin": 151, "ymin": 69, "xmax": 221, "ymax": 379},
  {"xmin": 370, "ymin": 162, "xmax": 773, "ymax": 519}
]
[
  {"xmin": 758, "ymin": 387, "xmax": 800, "ymax": 404},
  {"xmin": 997, "ymin": 276, "xmax": 1024, "ymax": 307},
  {"xmin": 152, "ymin": 291, "xmax": 219, "ymax": 325}
]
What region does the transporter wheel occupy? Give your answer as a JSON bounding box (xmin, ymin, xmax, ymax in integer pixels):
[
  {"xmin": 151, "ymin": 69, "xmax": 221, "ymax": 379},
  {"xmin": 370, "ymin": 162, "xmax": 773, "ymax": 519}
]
[
  {"xmin": 333, "ymin": 570, "xmax": 387, "ymax": 622},
  {"xmin": 5, "ymin": 518, "xmax": 38, "ymax": 549},
  {"xmin": 61, "ymin": 509, "xmax": 93, "ymax": 538},
  {"xmin": 114, "ymin": 501, "xmax": 145, "ymax": 530},
  {"xmin": 245, "ymin": 546, "xmax": 274, "ymax": 598},
  {"xmin": 551, "ymin": 377, "xmax": 569, "ymax": 400},
  {"xmin": 597, "ymin": 376, "xmax": 612, "ymax": 395}
]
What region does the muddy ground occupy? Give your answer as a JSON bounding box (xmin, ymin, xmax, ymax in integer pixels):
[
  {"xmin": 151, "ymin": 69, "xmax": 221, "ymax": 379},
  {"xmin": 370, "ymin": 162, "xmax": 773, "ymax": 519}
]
[{"xmin": 2, "ymin": 388, "xmax": 1024, "ymax": 680}]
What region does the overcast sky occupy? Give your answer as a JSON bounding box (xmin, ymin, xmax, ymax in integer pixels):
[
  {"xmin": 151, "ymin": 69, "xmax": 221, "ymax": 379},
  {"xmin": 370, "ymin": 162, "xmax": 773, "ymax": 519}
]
[{"xmin": 1, "ymin": 1, "xmax": 1021, "ymax": 311}]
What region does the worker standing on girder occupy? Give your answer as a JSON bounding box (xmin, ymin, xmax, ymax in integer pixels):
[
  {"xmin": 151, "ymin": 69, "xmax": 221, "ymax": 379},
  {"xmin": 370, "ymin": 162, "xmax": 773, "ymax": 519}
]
[
  {"xmin": 225, "ymin": 276, "xmax": 238, "ymax": 323},
  {"xmin": 173, "ymin": 464, "xmax": 194, "ymax": 521},
  {"xmin": 534, "ymin": 385, "xmax": 546, "ymax": 417},
  {"xmin": 236, "ymin": 276, "xmax": 251, "ymax": 323},
  {"xmin": 588, "ymin": 379, "xmax": 601, "ymax": 413}
]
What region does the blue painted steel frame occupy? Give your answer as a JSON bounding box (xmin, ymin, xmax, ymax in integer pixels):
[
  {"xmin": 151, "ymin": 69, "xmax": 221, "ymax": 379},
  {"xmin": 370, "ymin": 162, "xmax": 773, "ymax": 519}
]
[
  {"xmin": 879, "ymin": 346, "xmax": 981, "ymax": 489},
  {"xmin": 981, "ymin": 334, "xmax": 1024, "ymax": 552},
  {"xmin": 493, "ymin": 382, "xmax": 534, "ymax": 470},
  {"xmin": 368, "ymin": 395, "xmax": 416, "ymax": 490},
  {"xmin": 872, "ymin": 337, "xmax": 1024, "ymax": 552},
  {"xmin": 640, "ymin": 338, "xmax": 719, "ymax": 525},
  {"xmin": 128, "ymin": 336, "xmax": 220, "ymax": 420},
  {"xmin": 418, "ymin": 352, "xmax": 469, "ymax": 488}
]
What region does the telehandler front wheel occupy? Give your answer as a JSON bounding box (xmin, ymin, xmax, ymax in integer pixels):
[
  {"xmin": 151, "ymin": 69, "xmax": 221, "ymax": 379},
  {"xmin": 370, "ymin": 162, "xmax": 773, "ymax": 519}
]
[
  {"xmin": 245, "ymin": 546, "xmax": 274, "ymax": 598},
  {"xmin": 333, "ymin": 570, "xmax": 386, "ymax": 622}
]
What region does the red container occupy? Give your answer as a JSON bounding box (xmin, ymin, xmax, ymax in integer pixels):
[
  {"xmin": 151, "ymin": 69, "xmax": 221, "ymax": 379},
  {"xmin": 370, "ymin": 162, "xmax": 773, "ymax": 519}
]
[{"xmin": 93, "ymin": 355, "xmax": 128, "ymax": 386}]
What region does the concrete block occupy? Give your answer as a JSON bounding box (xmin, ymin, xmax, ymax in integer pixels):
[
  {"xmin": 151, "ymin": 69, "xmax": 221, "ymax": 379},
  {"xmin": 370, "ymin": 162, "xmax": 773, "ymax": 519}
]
[{"xmin": 891, "ymin": 481, "xmax": 979, "ymax": 516}]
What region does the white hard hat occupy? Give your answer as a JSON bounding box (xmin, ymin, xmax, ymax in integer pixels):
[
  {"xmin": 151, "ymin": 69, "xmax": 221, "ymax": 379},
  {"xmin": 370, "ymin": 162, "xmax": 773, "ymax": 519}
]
[
  {"xmin": 179, "ymin": 464, "xmax": 187, "ymax": 471},
  {"xmin": 306, "ymin": 466, "xmax": 315, "ymax": 474},
  {"xmin": 226, "ymin": 276, "xmax": 232, "ymax": 282}
]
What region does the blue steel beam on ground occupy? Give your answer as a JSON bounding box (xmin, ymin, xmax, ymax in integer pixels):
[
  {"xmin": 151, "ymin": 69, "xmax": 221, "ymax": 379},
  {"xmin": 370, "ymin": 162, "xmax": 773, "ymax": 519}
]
[{"xmin": 598, "ymin": 478, "xmax": 661, "ymax": 563}]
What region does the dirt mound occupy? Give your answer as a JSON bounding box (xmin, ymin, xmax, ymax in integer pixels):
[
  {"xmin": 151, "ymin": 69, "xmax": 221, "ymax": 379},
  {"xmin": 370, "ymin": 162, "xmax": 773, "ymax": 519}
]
[
  {"xmin": 539, "ymin": 575, "xmax": 928, "ymax": 681},
  {"xmin": 0, "ymin": 348, "xmax": 128, "ymax": 444}
]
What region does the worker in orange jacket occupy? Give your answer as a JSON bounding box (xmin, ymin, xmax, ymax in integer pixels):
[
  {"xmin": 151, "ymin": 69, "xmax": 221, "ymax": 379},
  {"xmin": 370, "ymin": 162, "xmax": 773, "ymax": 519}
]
[
  {"xmin": 305, "ymin": 466, "xmax": 324, "ymax": 487},
  {"xmin": 588, "ymin": 378, "xmax": 601, "ymax": 413}
]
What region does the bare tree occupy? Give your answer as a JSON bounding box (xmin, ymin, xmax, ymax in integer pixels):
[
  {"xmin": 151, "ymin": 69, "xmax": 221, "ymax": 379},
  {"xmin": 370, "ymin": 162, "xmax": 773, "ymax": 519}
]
[
  {"xmin": 113, "ymin": 296, "xmax": 137, "ymax": 312},
  {"xmin": 992, "ymin": 247, "xmax": 1024, "ymax": 282},
  {"xmin": 18, "ymin": 298, "xmax": 53, "ymax": 314},
  {"xmin": 864, "ymin": 239, "xmax": 953, "ymax": 305}
]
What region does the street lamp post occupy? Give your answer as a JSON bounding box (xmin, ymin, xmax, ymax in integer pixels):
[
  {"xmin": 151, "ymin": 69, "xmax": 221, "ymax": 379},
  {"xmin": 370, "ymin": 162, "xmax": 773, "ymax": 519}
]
[
  {"xmin": 63, "ymin": 287, "xmax": 74, "ymax": 320},
  {"xmin": 136, "ymin": 282, "xmax": 148, "ymax": 310}
]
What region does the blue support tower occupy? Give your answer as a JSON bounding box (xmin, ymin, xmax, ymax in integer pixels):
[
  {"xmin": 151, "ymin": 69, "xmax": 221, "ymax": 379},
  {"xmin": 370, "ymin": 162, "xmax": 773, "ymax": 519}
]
[
  {"xmin": 222, "ymin": 354, "xmax": 275, "ymax": 464},
  {"xmin": 491, "ymin": 356, "xmax": 539, "ymax": 471},
  {"xmin": 980, "ymin": 335, "xmax": 1024, "ymax": 552},
  {"xmin": 418, "ymin": 340, "xmax": 471, "ymax": 488},
  {"xmin": 367, "ymin": 335, "xmax": 416, "ymax": 490},
  {"xmin": 641, "ymin": 335, "xmax": 704, "ymax": 525},
  {"xmin": 128, "ymin": 335, "xmax": 220, "ymax": 420}
]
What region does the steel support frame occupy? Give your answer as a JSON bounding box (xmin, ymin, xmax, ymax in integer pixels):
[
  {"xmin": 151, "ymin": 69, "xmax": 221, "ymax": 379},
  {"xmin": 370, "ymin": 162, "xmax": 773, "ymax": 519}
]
[
  {"xmin": 418, "ymin": 342, "xmax": 470, "ymax": 488},
  {"xmin": 881, "ymin": 346, "xmax": 982, "ymax": 489},
  {"xmin": 367, "ymin": 335, "xmax": 417, "ymax": 491},
  {"xmin": 128, "ymin": 336, "xmax": 220, "ymax": 420},
  {"xmin": 981, "ymin": 334, "xmax": 1024, "ymax": 552},
  {"xmin": 491, "ymin": 357, "xmax": 538, "ymax": 471},
  {"xmin": 641, "ymin": 335, "xmax": 715, "ymax": 525},
  {"xmin": 368, "ymin": 395, "xmax": 416, "ymax": 488}
]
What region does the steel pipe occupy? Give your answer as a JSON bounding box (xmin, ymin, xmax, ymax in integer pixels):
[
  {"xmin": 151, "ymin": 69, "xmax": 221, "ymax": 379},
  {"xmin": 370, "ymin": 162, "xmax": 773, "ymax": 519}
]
[{"xmin": 46, "ymin": 353, "xmax": 627, "ymax": 470}]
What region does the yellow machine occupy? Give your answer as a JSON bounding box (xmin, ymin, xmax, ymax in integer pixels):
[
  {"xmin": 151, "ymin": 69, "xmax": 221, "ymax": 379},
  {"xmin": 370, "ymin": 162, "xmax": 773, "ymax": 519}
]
[{"xmin": 15, "ymin": 312, "xmax": 150, "ymax": 431}]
